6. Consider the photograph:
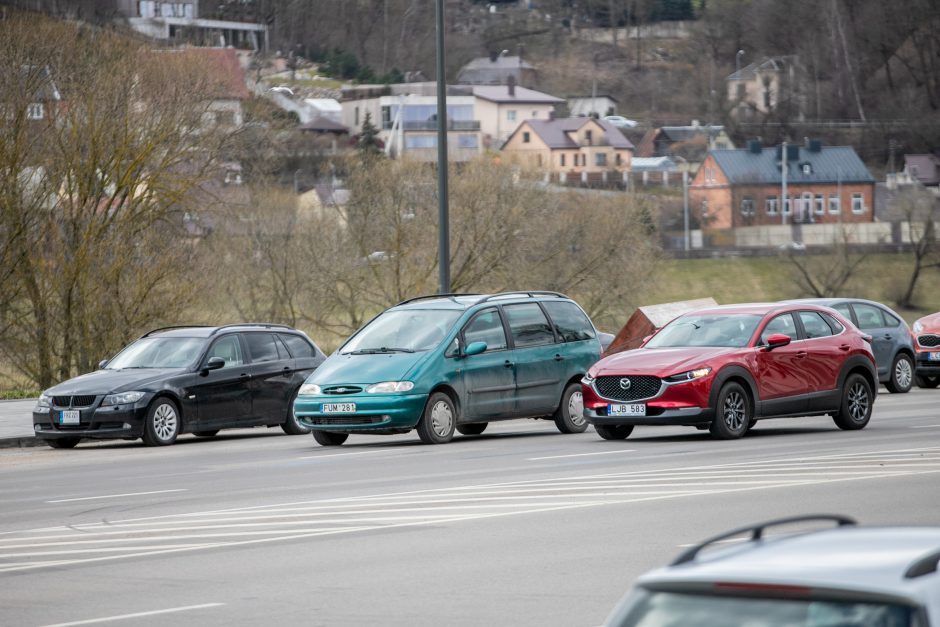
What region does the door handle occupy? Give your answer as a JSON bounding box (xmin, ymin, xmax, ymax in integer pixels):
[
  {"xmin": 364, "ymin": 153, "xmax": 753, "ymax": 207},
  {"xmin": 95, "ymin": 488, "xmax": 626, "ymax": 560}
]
[
  {"xmin": 839, "ymin": 344, "xmax": 851, "ymax": 352},
  {"xmin": 239, "ymin": 373, "xmax": 251, "ymax": 379},
  {"xmin": 883, "ymin": 334, "xmax": 892, "ymax": 340},
  {"xmin": 554, "ymin": 354, "xmax": 564, "ymax": 361},
  {"xmin": 504, "ymin": 360, "xmax": 514, "ymax": 368},
  {"xmin": 795, "ymin": 351, "xmax": 807, "ymax": 358}
]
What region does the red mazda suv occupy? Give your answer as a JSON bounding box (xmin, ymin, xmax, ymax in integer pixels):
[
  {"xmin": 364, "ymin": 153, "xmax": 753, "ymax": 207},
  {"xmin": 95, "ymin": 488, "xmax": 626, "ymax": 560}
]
[{"xmin": 582, "ymin": 303, "xmax": 877, "ymax": 440}]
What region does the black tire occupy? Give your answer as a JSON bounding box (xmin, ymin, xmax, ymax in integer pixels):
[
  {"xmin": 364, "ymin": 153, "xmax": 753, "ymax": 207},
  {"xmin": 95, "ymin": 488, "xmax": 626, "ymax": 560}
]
[
  {"xmin": 142, "ymin": 398, "xmax": 180, "ymax": 446},
  {"xmin": 710, "ymin": 382, "xmax": 751, "ymax": 440},
  {"xmin": 553, "ymin": 382, "xmax": 588, "ymax": 434},
  {"xmin": 746, "ymin": 418, "xmax": 758, "ymax": 432},
  {"xmin": 46, "ymin": 437, "xmax": 80, "ymax": 449},
  {"xmin": 312, "ymin": 430, "xmax": 348, "ymax": 446},
  {"xmin": 885, "ymin": 353, "xmax": 914, "ymax": 394},
  {"xmin": 833, "ymin": 373, "xmax": 873, "ymax": 430},
  {"xmin": 595, "ymin": 424, "xmax": 634, "ymax": 440},
  {"xmin": 192, "ymin": 430, "xmax": 219, "ymax": 437},
  {"xmin": 416, "ymin": 392, "xmax": 456, "ymax": 444},
  {"xmin": 456, "ymin": 423, "xmax": 487, "ymax": 436},
  {"xmin": 916, "ymin": 374, "xmax": 940, "ymax": 389},
  {"xmin": 281, "ymin": 392, "xmax": 312, "ymax": 435}
]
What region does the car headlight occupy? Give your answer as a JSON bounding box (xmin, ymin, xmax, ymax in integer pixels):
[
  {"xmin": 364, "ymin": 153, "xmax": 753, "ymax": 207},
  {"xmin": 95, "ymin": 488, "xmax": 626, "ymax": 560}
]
[
  {"xmin": 581, "ymin": 373, "xmax": 595, "ymax": 385},
  {"xmin": 35, "ymin": 393, "xmax": 52, "ymax": 413},
  {"xmin": 665, "ymin": 367, "xmax": 712, "ymax": 383},
  {"xmin": 298, "ymin": 383, "xmax": 321, "ymax": 395},
  {"xmin": 366, "ymin": 381, "xmax": 415, "ymax": 393},
  {"xmin": 101, "ymin": 391, "xmax": 145, "ymax": 406},
  {"xmin": 913, "ymin": 321, "xmax": 923, "ymax": 333}
]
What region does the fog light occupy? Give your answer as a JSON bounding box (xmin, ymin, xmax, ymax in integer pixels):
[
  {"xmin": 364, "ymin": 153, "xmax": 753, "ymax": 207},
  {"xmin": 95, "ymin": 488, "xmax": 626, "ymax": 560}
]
[
  {"xmin": 34, "ymin": 424, "xmax": 42, "ymax": 431},
  {"xmin": 122, "ymin": 423, "xmax": 132, "ymax": 430}
]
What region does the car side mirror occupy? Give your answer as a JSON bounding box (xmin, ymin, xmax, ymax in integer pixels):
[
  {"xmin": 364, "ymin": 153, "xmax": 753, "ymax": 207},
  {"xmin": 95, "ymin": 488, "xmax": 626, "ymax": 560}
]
[
  {"xmin": 464, "ymin": 341, "xmax": 487, "ymax": 357},
  {"xmin": 764, "ymin": 334, "xmax": 791, "ymax": 351},
  {"xmin": 98, "ymin": 359, "xmax": 109, "ymax": 369},
  {"xmin": 204, "ymin": 356, "xmax": 226, "ymax": 373}
]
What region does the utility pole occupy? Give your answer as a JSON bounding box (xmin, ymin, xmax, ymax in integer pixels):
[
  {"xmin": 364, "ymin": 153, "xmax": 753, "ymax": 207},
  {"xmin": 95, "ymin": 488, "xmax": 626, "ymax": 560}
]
[
  {"xmin": 683, "ymin": 170, "xmax": 690, "ymax": 251},
  {"xmin": 435, "ymin": 0, "xmax": 450, "ymax": 293},
  {"xmin": 781, "ymin": 141, "xmax": 788, "ymax": 226}
]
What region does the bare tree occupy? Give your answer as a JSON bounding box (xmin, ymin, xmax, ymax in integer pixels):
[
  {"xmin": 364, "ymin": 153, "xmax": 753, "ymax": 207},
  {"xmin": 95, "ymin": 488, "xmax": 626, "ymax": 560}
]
[
  {"xmin": 896, "ymin": 186, "xmax": 940, "ymax": 309},
  {"xmin": 786, "ymin": 229, "xmax": 869, "ymax": 298}
]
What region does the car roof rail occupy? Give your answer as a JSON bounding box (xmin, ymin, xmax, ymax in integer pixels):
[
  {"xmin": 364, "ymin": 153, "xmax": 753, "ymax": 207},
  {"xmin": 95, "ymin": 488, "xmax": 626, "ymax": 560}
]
[
  {"xmin": 475, "ymin": 291, "xmax": 568, "ymax": 304},
  {"xmin": 395, "ymin": 293, "xmax": 481, "ymax": 306},
  {"xmin": 142, "ymin": 325, "xmax": 212, "ymax": 338},
  {"xmin": 209, "ymin": 323, "xmax": 294, "ymax": 336},
  {"xmin": 904, "ymin": 549, "xmax": 940, "ymax": 579},
  {"xmin": 670, "ymin": 514, "xmax": 857, "ymax": 566}
]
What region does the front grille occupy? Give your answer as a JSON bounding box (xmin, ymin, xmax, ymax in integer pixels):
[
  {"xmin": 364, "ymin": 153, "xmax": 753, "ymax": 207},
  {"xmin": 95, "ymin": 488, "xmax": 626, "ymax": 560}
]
[
  {"xmin": 322, "ymin": 385, "xmax": 364, "ymax": 395},
  {"xmin": 918, "ymin": 334, "xmax": 940, "ymax": 348},
  {"xmin": 309, "ymin": 416, "xmax": 385, "ymax": 425},
  {"xmin": 595, "ymin": 375, "xmax": 662, "ymax": 401},
  {"xmin": 52, "ymin": 395, "xmax": 97, "ymax": 408}
]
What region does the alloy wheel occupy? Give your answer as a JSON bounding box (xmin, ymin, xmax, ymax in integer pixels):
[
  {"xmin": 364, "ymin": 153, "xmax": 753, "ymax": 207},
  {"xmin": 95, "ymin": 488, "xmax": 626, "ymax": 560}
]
[
  {"xmin": 430, "ymin": 400, "xmax": 454, "ymax": 438},
  {"xmin": 895, "ymin": 358, "xmax": 913, "ymax": 390},
  {"xmin": 153, "ymin": 403, "xmax": 178, "ymax": 441},
  {"xmin": 722, "ymin": 391, "xmax": 746, "ymax": 431},
  {"xmin": 848, "ymin": 382, "xmax": 869, "ymax": 422}
]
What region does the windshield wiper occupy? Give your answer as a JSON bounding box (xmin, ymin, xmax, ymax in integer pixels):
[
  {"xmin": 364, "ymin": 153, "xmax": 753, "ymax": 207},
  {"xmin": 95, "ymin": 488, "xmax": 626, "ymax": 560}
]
[{"xmin": 345, "ymin": 347, "xmax": 416, "ymax": 355}]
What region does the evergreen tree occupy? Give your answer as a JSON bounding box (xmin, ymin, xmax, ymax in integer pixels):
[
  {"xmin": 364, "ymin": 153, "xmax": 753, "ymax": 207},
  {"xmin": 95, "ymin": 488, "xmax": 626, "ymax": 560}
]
[{"xmin": 357, "ymin": 112, "xmax": 382, "ymax": 156}]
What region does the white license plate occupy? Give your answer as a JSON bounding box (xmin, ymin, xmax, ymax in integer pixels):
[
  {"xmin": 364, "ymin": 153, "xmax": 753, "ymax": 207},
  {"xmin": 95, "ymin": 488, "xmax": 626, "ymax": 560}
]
[
  {"xmin": 322, "ymin": 403, "xmax": 356, "ymax": 413},
  {"xmin": 608, "ymin": 403, "xmax": 646, "ymax": 417},
  {"xmin": 59, "ymin": 410, "xmax": 80, "ymax": 425},
  {"xmin": 929, "ymin": 352, "xmax": 940, "ymax": 362}
]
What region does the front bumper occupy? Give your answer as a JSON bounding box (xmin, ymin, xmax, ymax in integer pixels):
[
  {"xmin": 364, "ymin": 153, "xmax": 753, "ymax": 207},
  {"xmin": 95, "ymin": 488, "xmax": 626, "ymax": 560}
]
[
  {"xmin": 584, "ymin": 405, "xmax": 712, "ymax": 426},
  {"xmin": 581, "ymin": 374, "xmax": 714, "ymax": 427},
  {"xmin": 293, "ymin": 393, "xmax": 428, "ymax": 431},
  {"xmin": 914, "ymin": 347, "xmax": 940, "ymax": 376},
  {"xmin": 32, "ymin": 401, "xmax": 149, "ymax": 441}
]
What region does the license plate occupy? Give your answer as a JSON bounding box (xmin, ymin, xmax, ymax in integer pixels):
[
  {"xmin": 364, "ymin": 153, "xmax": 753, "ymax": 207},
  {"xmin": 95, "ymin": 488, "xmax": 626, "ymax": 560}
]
[
  {"xmin": 322, "ymin": 403, "xmax": 356, "ymax": 413},
  {"xmin": 608, "ymin": 403, "xmax": 646, "ymax": 416},
  {"xmin": 59, "ymin": 410, "xmax": 80, "ymax": 425},
  {"xmin": 930, "ymin": 352, "xmax": 940, "ymax": 362}
]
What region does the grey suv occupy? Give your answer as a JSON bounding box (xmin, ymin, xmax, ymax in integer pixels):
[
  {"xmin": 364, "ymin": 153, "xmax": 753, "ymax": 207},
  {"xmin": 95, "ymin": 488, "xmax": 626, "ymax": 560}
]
[
  {"xmin": 604, "ymin": 515, "xmax": 940, "ymax": 626},
  {"xmin": 787, "ymin": 298, "xmax": 915, "ymax": 393}
]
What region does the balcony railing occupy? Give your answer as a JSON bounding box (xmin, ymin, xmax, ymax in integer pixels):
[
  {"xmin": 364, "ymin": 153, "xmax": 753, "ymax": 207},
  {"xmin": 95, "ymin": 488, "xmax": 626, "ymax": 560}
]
[{"xmin": 382, "ymin": 120, "xmax": 481, "ymax": 131}]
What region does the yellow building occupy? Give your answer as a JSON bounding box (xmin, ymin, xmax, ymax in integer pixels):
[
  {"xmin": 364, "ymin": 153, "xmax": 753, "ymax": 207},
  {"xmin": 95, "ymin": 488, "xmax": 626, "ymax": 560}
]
[{"xmin": 500, "ymin": 117, "xmax": 634, "ymax": 175}]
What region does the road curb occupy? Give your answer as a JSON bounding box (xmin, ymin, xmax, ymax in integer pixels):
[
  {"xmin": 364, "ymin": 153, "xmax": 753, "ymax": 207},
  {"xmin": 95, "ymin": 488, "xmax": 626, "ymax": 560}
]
[{"xmin": 0, "ymin": 435, "xmax": 44, "ymax": 449}]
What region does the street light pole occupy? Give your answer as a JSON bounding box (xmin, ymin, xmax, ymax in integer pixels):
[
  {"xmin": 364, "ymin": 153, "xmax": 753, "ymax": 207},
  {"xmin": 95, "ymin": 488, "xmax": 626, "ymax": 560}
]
[{"xmin": 435, "ymin": 0, "xmax": 451, "ymax": 294}]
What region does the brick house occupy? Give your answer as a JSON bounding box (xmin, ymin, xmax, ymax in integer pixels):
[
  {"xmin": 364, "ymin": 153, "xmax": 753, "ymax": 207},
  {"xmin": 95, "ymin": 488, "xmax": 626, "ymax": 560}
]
[
  {"xmin": 689, "ymin": 141, "xmax": 876, "ymax": 230},
  {"xmin": 500, "ymin": 117, "xmax": 634, "ymax": 175}
]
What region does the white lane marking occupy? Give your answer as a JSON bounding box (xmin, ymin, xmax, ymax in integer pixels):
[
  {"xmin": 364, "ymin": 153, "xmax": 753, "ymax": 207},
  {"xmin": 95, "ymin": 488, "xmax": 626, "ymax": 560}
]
[
  {"xmin": 39, "ymin": 603, "xmax": 224, "ymax": 626},
  {"xmin": 296, "ymin": 450, "xmax": 391, "ymax": 460},
  {"xmin": 527, "ymin": 450, "xmax": 636, "ymax": 461},
  {"xmin": 46, "ymin": 489, "xmax": 187, "ymax": 504},
  {"xmin": 910, "ymin": 425, "xmax": 940, "ymax": 429}
]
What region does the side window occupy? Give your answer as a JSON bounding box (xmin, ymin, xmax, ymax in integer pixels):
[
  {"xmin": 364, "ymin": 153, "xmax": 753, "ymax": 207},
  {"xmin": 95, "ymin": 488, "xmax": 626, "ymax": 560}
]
[
  {"xmin": 832, "ymin": 302, "xmax": 854, "ymax": 324},
  {"xmin": 278, "ymin": 333, "xmax": 316, "ymax": 358},
  {"xmin": 882, "ymin": 311, "xmax": 901, "ymax": 327},
  {"xmin": 799, "ymin": 311, "xmax": 834, "ymax": 339},
  {"xmin": 853, "ymin": 304, "xmax": 886, "ymax": 330},
  {"xmin": 760, "ymin": 313, "xmax": 798, "ymax": 345},
  {"xmin": 543, "ymin": 301, "xmax": 596, "ymax": 342},
  {"xmin": 462, "ymin": 309, "xmax": 507, "ymax": 352},
  {"xmin": 206, "ymin": 335, "xmax": 244, "ymax": 368},
  {"xmin": 244, "ymin": 333, "xmax": 279, "ymax": 363},
  {"xmin": 503, "ymin": 303, "xmax": 555, "ymax": 348},
  {"xmin": 820, "ymin": 313, "xmax": 844, "ymax": 334}
]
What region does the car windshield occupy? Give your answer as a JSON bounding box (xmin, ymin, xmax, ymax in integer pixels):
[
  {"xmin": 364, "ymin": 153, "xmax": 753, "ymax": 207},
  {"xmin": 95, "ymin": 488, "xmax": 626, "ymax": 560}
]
[
  {"xmin": 645, "ymin": 314, "xmax": 762, "ymax": 348},
  {"xmin": 612, "ymin": 590, "xmax": 916, "ymax": 627},
  {"xmin": 342, "ymin": 309, "xmax": 462, "ymax": 354},
  {"xmin": 106, "ymin": 337, "xmax": 206, "ymax": 369}
]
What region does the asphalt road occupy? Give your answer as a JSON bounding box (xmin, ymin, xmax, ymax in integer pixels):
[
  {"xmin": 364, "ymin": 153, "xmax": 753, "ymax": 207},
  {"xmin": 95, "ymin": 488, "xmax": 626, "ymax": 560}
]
[{"xmin": 2, "ymin": 388, "xmax": 940, "ymax": 627}]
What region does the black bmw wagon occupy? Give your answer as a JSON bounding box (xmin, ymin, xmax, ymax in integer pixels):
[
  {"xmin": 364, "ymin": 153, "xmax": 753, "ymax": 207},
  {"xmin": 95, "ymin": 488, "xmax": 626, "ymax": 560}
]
[{"xmin": 32, "ymin": 324, "xmax": 326, "ymax": 448}]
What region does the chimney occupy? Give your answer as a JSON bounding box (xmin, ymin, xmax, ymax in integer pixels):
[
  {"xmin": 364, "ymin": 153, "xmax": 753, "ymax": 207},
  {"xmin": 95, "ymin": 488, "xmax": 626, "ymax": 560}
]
[
  {"xmin": 507, "ymin": 74, "xmax": 516, "ymax": 97},
  {"xmin": 748, "ymin": 139, "xmax": 762, "ymax": 154}
]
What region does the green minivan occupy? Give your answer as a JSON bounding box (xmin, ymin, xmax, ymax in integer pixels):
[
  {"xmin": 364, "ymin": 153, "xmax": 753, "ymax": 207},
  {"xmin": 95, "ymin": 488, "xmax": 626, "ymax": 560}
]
[{"xmin": 293, "ymin": 292, "xmax": 603, "ymax": 445}]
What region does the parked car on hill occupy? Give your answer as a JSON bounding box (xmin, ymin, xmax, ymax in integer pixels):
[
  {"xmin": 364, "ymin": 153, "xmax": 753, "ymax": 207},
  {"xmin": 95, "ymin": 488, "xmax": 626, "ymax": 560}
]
[
  {"xmin": 602, "ymin": 515, "xmax": 940, "ymax": 627},
  {"xmin": 32, "ymin": 324, "xmax": 326, "ymax": 448},
  {"xmin": 603, "ymin": 115, "xmax": 639, "ymax": 129},
  {"xmin": 913, "ymin": 311, "xmax": 940, "ymax": 389},
  {"xmin": 293, "ymin": 292, "xmax": 602, "ymax": 446},
  {"xmin": 786, "ymin": 298, "xmax": 915, "ymax": 393},
  {"xmin": 582, "ymin": 303, "xmax": 877, "ymax": 440}
]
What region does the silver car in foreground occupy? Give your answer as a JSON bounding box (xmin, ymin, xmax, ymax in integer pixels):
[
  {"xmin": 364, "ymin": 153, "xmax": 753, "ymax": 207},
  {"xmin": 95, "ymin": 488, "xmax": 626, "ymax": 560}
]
[{"xmin": 604, "ymin": 515, "xmax": 940, "ymax": 626}]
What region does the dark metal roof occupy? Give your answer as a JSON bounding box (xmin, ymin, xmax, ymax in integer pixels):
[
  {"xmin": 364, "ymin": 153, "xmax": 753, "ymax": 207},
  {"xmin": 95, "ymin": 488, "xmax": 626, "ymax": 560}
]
[{"xmin": 710, "ymin": 146, "xmax": 875, "ymax": 185}]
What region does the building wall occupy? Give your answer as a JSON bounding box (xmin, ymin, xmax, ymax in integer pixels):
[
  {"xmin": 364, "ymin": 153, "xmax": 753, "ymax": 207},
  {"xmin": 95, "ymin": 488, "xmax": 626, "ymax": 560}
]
[
  {"xmin": 476, "ymin": 99, "xmax": 556, "ymax": 148},
  {"xmin": 501, "ymin": 121, "xmax": 632, "ymax": 174}
]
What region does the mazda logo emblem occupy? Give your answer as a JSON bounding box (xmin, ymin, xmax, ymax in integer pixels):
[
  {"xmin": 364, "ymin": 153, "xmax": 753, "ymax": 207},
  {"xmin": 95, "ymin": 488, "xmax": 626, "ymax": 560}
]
[{"xmin": 619, "ymin": 378, "xmax": 632, "ymax": 390}]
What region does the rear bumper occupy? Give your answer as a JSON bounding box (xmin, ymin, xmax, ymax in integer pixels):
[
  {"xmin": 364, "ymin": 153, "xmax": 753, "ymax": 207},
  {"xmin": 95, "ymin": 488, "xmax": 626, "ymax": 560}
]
[{"xmin": 293, "ymin": 393, "xmax": 428, "ymax": 431}]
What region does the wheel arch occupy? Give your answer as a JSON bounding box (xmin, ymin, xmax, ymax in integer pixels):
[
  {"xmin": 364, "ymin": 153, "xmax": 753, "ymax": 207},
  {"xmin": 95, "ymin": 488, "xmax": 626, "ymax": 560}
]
[
  {"xmin": 428, "ymin": 383, "xmax": 460, "ymax": 418},
  {"xmin": 837, "ymin": 355, "xmax": 878, "ymax": 395},
  {"xmin": 708, "ymin": 366, "xmax": 759, "ymax": 416}
]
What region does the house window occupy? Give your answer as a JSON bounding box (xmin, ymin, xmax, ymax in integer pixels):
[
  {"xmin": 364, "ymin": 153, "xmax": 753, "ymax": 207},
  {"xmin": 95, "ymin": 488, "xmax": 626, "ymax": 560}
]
[
  {"xmin": 852, "ymin": 193, "xmax": 865, "ymax": 213},
  {"xmin": 457, "ymin": 134, "xmax": 478, "ymax": 149},
  {"xmin": 27, "ymin": 103, "xmax": 44, "ymax": 120},
  {"xmin": 560, "ymin": 154, "xmax": 566, "ymax": 167},
  {"xmin": 585, "ymin": 130, "xmax": 593, "ymax": 145},
  {"xmin": 595, "ymin": 153, "xmax": 607, "ymax": 167},
  {"xmin": 829, "ymin": 194, "xmax": 840, "ymax": 214},
  {"xmin": 507, "ymin": 110, "xmax": 517, "ymax": 121},
  {"xmin": 615, "ymin": 153, "xmax": 622, "ymax": 166},
  {"xmin": 736, "ymin": 84, "xmax": 746, "ymax": 99},
  {"xmin": 766, "ymin": 195, "xmax": 778, "ymax": 215},
  {"xmin": 802, "ymin": 163, "xmax": 813, "ymax": 175},
  {"xmin": 741, "ymin": 197, "xmax": 754, "ymax": 216},
  {"xmin": 522, "ymin": 132, "xmax": 530, "ymax": 143},
  {"xmin": 405, "ymin": 135, "xmax": 437, "ymax": 149},
  {"xmin": 815, "ymin": 194, "xmax": 825, "ymax": 215},
  {"xmin": 783, "ymin": 196, "xmax": 792, "ymax": 214}
]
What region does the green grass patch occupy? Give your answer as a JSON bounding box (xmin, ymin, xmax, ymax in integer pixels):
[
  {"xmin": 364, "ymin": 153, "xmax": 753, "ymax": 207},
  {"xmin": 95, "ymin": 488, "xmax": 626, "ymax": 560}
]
[{"xmin": 0, "ymin": 389, "xmax": 40, "ymax": 400}]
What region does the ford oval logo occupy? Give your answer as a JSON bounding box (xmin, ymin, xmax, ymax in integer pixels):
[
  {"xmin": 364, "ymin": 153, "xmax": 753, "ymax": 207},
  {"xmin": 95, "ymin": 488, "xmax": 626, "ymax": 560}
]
[
  {"xmin": 335, "ymin": 387, "xmax": 348, "ymax": 393},
  {"xmin": 619, "ymin": 378, "xmax": 632, "ymax": 390}
]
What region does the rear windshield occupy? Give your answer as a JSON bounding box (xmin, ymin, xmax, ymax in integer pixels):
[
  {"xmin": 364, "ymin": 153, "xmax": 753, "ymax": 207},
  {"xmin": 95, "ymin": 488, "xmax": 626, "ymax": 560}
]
[
  {"xmin": 342, "ymin": 309, "xmax": 462, "ymax": 354},
  {"xmin": 610, "ymin": 590, "xmax": 917, "ymax": 627}
]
